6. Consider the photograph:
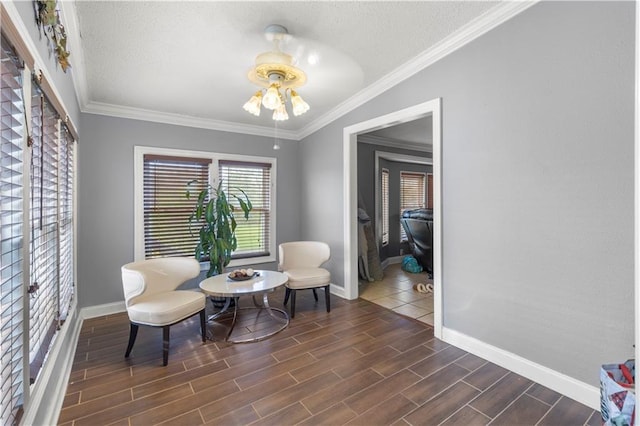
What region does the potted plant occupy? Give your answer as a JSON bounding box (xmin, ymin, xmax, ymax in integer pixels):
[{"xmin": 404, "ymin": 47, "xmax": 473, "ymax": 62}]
[{"xmin": 186, "ymin": 180, "xmax": 252, "ymax": 278}]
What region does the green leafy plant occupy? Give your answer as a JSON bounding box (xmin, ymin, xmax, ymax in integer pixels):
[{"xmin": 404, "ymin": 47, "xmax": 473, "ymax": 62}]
[{"xmin": 186, "ymin": 181, "xmax": 252, "ymax": 277}]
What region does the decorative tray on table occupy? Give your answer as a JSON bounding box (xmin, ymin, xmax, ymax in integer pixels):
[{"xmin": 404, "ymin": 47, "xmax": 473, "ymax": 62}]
[{"xmin": 227, "ymin": 269, "xmax": 259, "ymax": 281}]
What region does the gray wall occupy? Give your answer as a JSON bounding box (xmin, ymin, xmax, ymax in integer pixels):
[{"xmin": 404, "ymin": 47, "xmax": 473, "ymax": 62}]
[
  {"xmin": 299, "ymin": 1, "xmax": 634, "ymax": 387},
  {"xmin": 77, "ymin": 113, "xmax": 300, "ymax": 308}
]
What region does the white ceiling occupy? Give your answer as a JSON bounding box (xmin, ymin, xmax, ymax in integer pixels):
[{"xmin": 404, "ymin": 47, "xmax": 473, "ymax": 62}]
[{"xmin": 67, "ymin": 1, "xmax": 513, "ymax": 140}]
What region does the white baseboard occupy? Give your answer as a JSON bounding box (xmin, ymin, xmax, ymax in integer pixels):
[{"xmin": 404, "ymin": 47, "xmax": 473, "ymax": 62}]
[
  {"xmin": 330, "ymin": 283, "xmax": 346, "ymax": 299},
  {"xmin": 22, "ymin": 300, "xmax": 127, "ymax": 425},
  {"xmin": 78, "ymin": 291, "xmax": 351, "ymax": 313},
  {"xmin": 441, "ymin": 327, "xmax": 600, "ymax": 410},
  {"xmin": 80, "ymin": 301, "xmax": 126, "ymax": 319},
  {"xmin": 381, "ymin": 256, "xmax": 404, "ymax": 269}
]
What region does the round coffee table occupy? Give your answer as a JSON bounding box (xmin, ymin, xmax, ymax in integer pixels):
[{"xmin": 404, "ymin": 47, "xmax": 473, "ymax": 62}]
[{"xmin": 199, "ymin": 270, "xmax": 289, "ymax": 343}]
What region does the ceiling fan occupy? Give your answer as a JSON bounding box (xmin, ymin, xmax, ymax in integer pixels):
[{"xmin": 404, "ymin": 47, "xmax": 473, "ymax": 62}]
[{"xmin": 243, "ymin": 24, "xmax": 310, "ymax": 121}]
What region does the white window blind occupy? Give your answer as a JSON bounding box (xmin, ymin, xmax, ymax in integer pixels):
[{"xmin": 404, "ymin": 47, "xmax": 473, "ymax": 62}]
[
  {"xmin": 381, "ymin": 168, "xmax": 389, "ymax": 246},
  {"xmin": 1, "ymin": 20, "xmax": 78, "ymax": 422},
  {"xmin": 58, "ymin": 126, "xmax": 74, "ymax": 321},
  {"xmin": 137, "ymin": 149, "xmax": 275, "ymax": 264},
  {"xmin": 29, "ymin": 88, "xmax": 59, "ymax": 382},
  {"xmin": 1, "ymin": 35, "xmax": 26, "ymax": 426},
  {"xmin": 143, "ymin": 155, "xmax": 211, "ymax": 259},
  {"xmin": 219, "ymin": 160, "xmax": 271, "ymax": 258},
  {"xmin": 400, "ymin": 171, "xmax": 426, "ymax": 241}
]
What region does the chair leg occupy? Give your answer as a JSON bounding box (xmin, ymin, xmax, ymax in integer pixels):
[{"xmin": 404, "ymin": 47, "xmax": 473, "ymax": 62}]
[
  {"xmin": 284, "ymin": 287, "xmax": 291, "ymax": 305},
  {"xmin": 162, "ymin": 326, "xmax": 170, "ymax": 366},
  {"xmin": 324, "ymin": 285, "xmax": 331, "ymax": 313},
  {"xmin": 125, "ymin": 323, "xmax": 139, "ymax": 358},
  {"xmin": 312, "ymin": 288, "xmax": 318, "ymax": 302},
  {"xmin": 199, "ymin": 309, "xmax": 206, "ymax": 343},
  {"xmin": 290, "ymin": 289, "xmax": 297, "ymax": 318}
]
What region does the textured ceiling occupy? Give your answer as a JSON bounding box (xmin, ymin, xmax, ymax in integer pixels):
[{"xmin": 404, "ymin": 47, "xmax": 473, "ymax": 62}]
[{"xmin": 72, "ymin": 1, "xmax": 501, "ymax": 137}]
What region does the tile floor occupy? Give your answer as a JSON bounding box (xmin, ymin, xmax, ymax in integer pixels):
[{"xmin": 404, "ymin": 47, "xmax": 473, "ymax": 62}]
[{"xmin": 359, "ymin": 262, "xmax": 434, "ymax": 325}]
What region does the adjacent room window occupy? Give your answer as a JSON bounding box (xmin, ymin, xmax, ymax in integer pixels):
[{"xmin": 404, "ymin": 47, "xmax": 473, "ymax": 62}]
[
  {"xmin": 427, "ymin": 172, "xmax": 433, "ymax": 209},
  {"xmin": 135, "ymin": 147, "xmax": 276, "ymax": 265},
  {"xmin": 400, "ymin": 171, "xmax": 426, "ymax": 241},
  {"xmin": 381, "ymin": 168, "xmax": 389, "ymax": 246}
]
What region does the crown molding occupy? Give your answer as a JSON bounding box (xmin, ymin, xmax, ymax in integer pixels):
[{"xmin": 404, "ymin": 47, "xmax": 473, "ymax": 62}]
[
  {"xmin": 63, "ymin": 0, "xmax": 536, "ymax": 141},
  {"xmin": 359, "ymin": 134, "xmax": 432, "ymax": 153},
  {"xmin": 61, "ymin": 1, "xmax": 298, "ymax": 140},
  {"xmin": 296, "ymin": 0, "xmax": 539, "ymax": 140},
  {"xmin": 84, "ymin": 101, "xmax": 300, "ymax": 140}
]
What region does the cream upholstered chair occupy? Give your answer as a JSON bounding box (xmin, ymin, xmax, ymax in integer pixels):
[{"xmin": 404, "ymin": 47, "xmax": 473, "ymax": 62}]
[
  {"xmin": 121, "ymin": 257, "xmax": 206, "ymax": 366},
  {"xmin": 279, "ymin": 241, "xmax": 331, "ymax": 318}
]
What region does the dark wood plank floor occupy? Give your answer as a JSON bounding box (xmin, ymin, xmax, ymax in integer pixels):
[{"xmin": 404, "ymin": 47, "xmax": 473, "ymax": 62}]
[{"xmin": 59, "ymin": 288, "xmax": 600, "ymax": 425}]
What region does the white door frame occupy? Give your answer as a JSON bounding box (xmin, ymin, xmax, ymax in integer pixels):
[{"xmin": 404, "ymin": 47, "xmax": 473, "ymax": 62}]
[{"xmin": 343, "ymin": 98, "xmax": 443, "ymax": 338}]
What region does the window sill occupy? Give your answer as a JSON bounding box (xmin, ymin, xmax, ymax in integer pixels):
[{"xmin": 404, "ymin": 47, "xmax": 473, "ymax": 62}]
[{"xmin": 199, "ymin": 254, "xmax": 276, "ymax": 272}]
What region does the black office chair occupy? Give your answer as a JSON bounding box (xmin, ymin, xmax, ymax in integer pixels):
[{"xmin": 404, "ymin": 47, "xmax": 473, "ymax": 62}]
[{"xmin": 401, "ymin": 209, "xmax": 433, "ymax": 277}]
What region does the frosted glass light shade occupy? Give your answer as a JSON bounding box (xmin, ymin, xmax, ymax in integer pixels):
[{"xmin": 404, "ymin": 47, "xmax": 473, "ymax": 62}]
[
  {"xmin": 272, "ymin": 104, "xmax": 289, "ymax": 121},
  {"xmin": 290, "ymin": 90, "xmax": 310, "ymax": 116},
  {"xmin": 262, "ymin": 84, "xmax": 282, "ymax": 110},
  {"xmin": 242, "ymin": 91, "xmax": 262, "ymax": 116}
]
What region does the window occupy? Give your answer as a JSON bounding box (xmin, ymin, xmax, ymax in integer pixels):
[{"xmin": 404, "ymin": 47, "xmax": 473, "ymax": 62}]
[
  {"xmin": 28, "ymin": 85, "xmax": 76, "ymax": 384},
  {"xmin": 1, "ymin": 32, "xmax": 77, "ymax": 424},
  {"xmin": 58, "ymin": 127, "xmax": 75, "ymax": 322},
  {"xmin": 142, "ymin": 155, "xmax": 211, "ymax": 258},
  {"xmin": 1, "ymin": 35, "xmax": 26, "ymax": 425},
  {"xmin": 381, "ymin": 168, "xmax": 389, "ymax": 245},
  {"xmin": 219, "ymin": 160, "xmax": 272, "ymax": 258},
  {"xmin": 29, "ymin": 88, "xmax": 60, "ymax": 381},
  {"xmin": 400, "ymin": 171, "xmax": 426, "ymax": 241},
  {"xmin": 135, "ymin": 147, "xmax": 276, "ymax": 266}
]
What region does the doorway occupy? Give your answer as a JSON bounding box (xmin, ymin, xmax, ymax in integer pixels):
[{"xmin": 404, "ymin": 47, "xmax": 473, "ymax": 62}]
[{"xmin": 342, "ymin": 98, "xmax": 443, "ymax": 338}]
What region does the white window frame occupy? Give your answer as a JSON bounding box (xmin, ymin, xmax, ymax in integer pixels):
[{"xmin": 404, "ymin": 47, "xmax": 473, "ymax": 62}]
[{"xmin": 134, "ymin": 146, "xmax": 277, "ymax": 267}]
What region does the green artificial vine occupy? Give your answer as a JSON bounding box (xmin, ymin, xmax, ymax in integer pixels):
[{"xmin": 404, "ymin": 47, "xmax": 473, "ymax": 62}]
[{"xmin": 34, "ymin": 0, "xmax": 71, "ymax": 72}]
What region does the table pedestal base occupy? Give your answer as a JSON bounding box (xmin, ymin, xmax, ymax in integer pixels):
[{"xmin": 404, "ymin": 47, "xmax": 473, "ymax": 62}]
[{"xmin": 207, "ymin": 293, "xmax": 289, "ymax": 343}]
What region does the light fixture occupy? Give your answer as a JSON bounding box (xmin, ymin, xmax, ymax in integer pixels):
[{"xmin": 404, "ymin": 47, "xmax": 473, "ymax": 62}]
[{"xmin": 243, "ymin": 25, "xmax": 310, "ymax": 121}]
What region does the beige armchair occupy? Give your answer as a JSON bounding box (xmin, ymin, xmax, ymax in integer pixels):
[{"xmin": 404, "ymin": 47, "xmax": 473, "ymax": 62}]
[
  {"xmin": 121, "ymin": 257, "xmax": 206, "ymax": 365},
  {"xmin": 279, "ymin": 241, "xmax": 331, "ymax": 318}
]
